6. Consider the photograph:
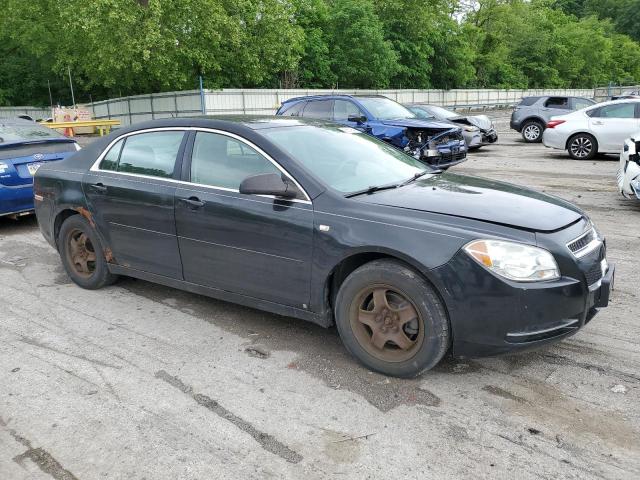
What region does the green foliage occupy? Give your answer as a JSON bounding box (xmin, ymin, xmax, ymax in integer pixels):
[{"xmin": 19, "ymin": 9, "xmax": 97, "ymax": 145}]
[{"xmin": 1, "ymin": 0, "xmax": 639, "ymax": 106}]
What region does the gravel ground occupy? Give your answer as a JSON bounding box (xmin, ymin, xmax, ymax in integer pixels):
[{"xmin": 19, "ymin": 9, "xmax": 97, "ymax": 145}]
[{"xmin": 1, "ymin": 115, "xmax": 639, "ymax": 479}]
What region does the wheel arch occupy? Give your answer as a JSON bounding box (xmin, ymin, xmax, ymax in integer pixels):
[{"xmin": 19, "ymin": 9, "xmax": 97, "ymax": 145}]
[
  {"xmin": 522, "ymin": 117, "xmax": 547, "ymax": 128},
  {"xmin": 565, "ymin": 131, "xmax": 598, "ymax": 152},
  {"xmin": 53, "ymin": 209, "xmax": 80, "ymax": 246},
  {"xmin": 323, "ymin": 249, "xmax": 452, "ymax": 330}
]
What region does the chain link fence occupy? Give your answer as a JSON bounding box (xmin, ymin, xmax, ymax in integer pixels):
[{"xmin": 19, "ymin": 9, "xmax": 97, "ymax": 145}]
[{"xmin": 4, "ymin": 85, "xmax": 638, "ymax": 126}]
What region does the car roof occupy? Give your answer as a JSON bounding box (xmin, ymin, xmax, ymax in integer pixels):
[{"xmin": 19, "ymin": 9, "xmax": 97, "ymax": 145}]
[
  {"xmin": 281, "ymin": 94, "xmax": 387, "ymax": 104},
  {"xmin": 107, "ymin": 115, "xmax": 340, "ymax": 135}
]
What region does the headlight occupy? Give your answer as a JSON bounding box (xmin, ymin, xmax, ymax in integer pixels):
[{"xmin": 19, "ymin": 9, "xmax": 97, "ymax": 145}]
[
  {"xmin": 463, "ymin": 125, "xmax": 479, "ymax": 132},
  {"xmin": 464, "ymin": 239, "xmax": 560, "ymax": 282}
]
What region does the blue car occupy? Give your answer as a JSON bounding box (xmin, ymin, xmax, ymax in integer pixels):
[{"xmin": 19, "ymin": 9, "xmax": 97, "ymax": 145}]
[
  {"xmin": 276, "ymin": 95, "xmax": 467, "ymax": 168},
  {"xmin": 0, "ymin": 118, "xmax": 79, "ymax": 217}
]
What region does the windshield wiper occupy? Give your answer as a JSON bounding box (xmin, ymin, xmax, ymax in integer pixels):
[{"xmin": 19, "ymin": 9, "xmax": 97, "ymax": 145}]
[
  {"xmin": 345, "ymin": 183, "xmax": 400, "ymax": 198},
  {"xmin": 399, "ymin": 170, "xmax": 440, "ymax": 187}
]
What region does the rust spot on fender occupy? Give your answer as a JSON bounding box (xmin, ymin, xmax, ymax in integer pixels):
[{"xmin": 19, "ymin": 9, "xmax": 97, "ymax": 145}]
[
  {"xmin": 74, "ymin": 207, "xmax": 96, "ymax": 228},
  {"xmin": 104, "ymin": 247, "xmax": 114, "ymax": 263}
]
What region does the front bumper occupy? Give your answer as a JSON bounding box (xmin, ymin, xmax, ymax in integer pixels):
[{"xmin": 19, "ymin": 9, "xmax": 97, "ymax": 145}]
[
  {"xmin": 422, "ymin": 141, "xmax": 468, "ymax": 169},
  {"xmin": 618, "ymin": 140, "xmax": 640, "ymax": 199},
  {"xmin": 431, "ymin": 248, "xmax": 613, "ymax": 358},
  {"xmin": 481, "ymin": 129, "xmax": 498, "ymax": 144}
]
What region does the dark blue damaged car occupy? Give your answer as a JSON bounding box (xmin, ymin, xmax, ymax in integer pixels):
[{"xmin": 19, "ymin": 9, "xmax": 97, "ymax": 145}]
[{"xmin": 276, "ymin": 95, "xmax": 467, "ymax": 169}]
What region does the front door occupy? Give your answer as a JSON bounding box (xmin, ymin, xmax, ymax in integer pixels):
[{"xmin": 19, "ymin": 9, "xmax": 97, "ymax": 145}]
[
  {"xmin": 175, "ymin": 130, "xmax": 314, "ymax": 308},
  {"xmin": 83, "ymin": 129, "xmax": 186, "ymax": 278},
  {"xmin": 589, "ymin": 102, "xmax": 640, "ymax": 151}
]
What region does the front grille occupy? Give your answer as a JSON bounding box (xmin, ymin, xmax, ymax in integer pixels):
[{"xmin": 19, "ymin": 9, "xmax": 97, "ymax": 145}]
[
  {"xmin": 437, "ymin": 152, "xmax": 466, "ymax": 164},
  {"xmin": 584, "ymin": 245, "xmax": 606, "ymax": 286},
  {"xmin": 568, "ymin": 229, "xmax": 594, "ymax": 253}
]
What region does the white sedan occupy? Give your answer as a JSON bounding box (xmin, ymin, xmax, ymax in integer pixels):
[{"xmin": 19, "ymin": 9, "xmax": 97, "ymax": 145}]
[
  {"xmin": 543, "ymin": 99, "xmax": 640, "ymax": 159},
  {"xmin": 617, "ymin": 132, "xmax": 640, "ymax": 200}
]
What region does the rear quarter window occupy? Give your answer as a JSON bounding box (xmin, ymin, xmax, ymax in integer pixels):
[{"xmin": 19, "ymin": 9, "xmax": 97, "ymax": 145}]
[{"xmin": 518, "ymin": 97, "xmax": 539, "ymax": 107}]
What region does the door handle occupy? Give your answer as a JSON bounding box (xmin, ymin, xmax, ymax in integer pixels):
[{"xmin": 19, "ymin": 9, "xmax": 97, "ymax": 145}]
[
  {"xmin": 179, "ymin": 196, "xmax": 205, "ymax": 209},
  {"xmin": 593, "ymin": 121, "xmax": 604, "ymax": 125},
  {"xmin": 89, "ymin": 182, "xmax": 107, "ymax": 193}
]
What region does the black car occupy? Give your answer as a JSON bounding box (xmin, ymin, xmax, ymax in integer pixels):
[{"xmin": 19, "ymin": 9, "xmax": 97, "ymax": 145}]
[
  {"xmin": 276, "ymin": 95, "xmax": 467, "ymax": 169},
  {"xmin": 34, "ymin": 117, "xmax": 614, "ymax": 377}
]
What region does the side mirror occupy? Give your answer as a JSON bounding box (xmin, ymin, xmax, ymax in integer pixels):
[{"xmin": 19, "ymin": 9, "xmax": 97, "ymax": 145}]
[
  {"xmin": 239, "ymin": 173, "xmax": 297, "ymax": 199},
  {"xmin": 347, "ymin": 114, "xmax": 367, "ymax": 124}
]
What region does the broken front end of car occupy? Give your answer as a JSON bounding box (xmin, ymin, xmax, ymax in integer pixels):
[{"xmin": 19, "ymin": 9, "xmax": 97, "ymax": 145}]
[{"xmin": 403, "ymin": 128, "xmax": 468, "ymax": 169}]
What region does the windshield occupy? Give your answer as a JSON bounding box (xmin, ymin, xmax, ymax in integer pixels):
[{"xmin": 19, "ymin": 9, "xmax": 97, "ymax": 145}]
[
  {"xmin": 424, "ymin": 105, "xmax": 458, "ymax": 119},
  {"xmin": 356, "ymin": 97, "xmax": 415, "ymax": 120},
  {"xmin": 0, "ymin": 119, "xmax": 63, "ymax": 144},
  {"xmin": 262, "ymin": 124, "xmax": 430, "ymax": 193}
]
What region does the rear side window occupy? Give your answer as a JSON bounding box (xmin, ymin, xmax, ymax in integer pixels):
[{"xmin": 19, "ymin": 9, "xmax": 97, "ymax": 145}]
[
  {"xmin": 116, "ymin": 131, "xmax": 184, "ymax": 178},
  {"xmin": 544, "ymin": 97, "xmax": 570, "ymax": 109},
  {"xmin": 190, "ymin": 132, "xmax": 281, "ymax": 190},
  {"xmin": 99, "ymin": 139, "xmax": 124, "ymax": 171},
  {"xmin": 592, "ymin": 103, "xmax": 637, "ymax": 118},
  {"xmin": 280, "ymin": 102, "xmax": 305, "ymax": 116},
  {"xmin": 518, "ymin": 97, "xmax": 539, "ymax": 107},
  {"xmin": 303, "ymin": 100, "xmax": 333, "ymax": 119}
]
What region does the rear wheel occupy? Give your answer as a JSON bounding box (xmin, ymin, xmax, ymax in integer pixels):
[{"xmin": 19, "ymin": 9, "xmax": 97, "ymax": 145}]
[
  {"xmin": 58, "ymin": 215, "xmax": 117, "ymax": 289},
  {"xmin": 567, "ymin": 133, "xmax": 597, "ymax": 160},
  {"xmin": 521, "ymin": 120, "xmax": 544, "ymax": 143},
  {"xmin": 334, "ymin": 259, "xmax": 450, "ymax": 377}
]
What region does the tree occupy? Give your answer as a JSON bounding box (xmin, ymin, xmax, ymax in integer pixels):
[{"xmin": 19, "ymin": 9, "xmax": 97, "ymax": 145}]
[{"xmin": 326, "ymin": 0, "xmax": 398, "ymax": 88}]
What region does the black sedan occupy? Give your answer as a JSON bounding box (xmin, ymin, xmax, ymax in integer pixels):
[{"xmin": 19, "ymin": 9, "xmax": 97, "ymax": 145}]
[{"xmin": 34, "ymin": 117, "xmax": 614, "ymax": 377}]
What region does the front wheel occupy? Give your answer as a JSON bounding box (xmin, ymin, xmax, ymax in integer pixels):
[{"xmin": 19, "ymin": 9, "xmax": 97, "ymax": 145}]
[
  {"xmin": 568, "ymin": 133, "xmax": 597, "ymax": 160},
  {"xmin": 334, "ymin": 259, "xmax": 450, "ymax": 377}
]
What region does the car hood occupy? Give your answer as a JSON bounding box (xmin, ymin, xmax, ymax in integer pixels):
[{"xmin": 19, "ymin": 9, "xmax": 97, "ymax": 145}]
[
  {"xmin": 355, "ymin": 173, "xmax": 583, "ymax": 232},
  {"xmin": 379, "ymin": 118, "xmax": 457, "ymax": 130},
  {"xmin": 466, "ymin": 115, "xmax": 493, "ymax": 130}
]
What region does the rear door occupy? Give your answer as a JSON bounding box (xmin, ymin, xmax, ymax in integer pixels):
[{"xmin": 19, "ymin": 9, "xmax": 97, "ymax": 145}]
[
  {"xmin": 588, "ymin": 102, "xmax": 640, "ymax": 151},
  {"xmin": 174, "ymin": 130, "xmax": 314, "ymax": 308},
  {"xmin": 83, "ymin": 129, "xmax": 187, "ymax": 278}
]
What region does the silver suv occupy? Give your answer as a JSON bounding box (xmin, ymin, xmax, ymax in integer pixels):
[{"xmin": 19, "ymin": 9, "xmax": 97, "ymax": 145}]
[{"xmin": 510, "ymin": 96, "xmax": 595, "ymax": 142}]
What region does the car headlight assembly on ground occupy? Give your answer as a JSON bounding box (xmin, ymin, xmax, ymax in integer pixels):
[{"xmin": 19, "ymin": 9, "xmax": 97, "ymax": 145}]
[{"xmin": 464, "ymin": 239, "xmax": 560, "ymax": 282}]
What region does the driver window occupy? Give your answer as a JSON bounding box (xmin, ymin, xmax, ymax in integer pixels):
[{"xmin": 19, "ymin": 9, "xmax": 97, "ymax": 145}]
[
  {"xmin": 333, "ymin": 100, "xmax": 364, "ymax": 121},
  {"xmin": 190, "ymin": 132, "xmax": 281, "ymax": 190}
]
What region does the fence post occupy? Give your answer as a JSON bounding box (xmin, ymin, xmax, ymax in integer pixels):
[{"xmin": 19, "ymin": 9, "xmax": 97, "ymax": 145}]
[
  {"xmin": 199, "ymin": 76, "xmax": 205, "ymax": 115},
  {"xmin": 106, "ymin": 100, "xmax": 111, "ymax": 120},
  {"xmin": 242, "ymin": 91, "xmax": 246, "ymax": 114},
  {"xmin": 150, "ymin": 95, "xmax": 155, "ymax": 119},
  {"xmin": 174, "ymin": 93, "xmax": 178, "ymax": 117},
  {"xmin": 127, "ymin": 97, "xmax": 132, "ymax": 125}
]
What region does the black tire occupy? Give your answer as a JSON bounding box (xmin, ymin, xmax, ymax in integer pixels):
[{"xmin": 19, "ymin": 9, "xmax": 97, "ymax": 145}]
[
  {"xmin": 58, "ymin": 214, "xmax": 117, "ymax": 289},
  {"xmin": 567, "ymin": 133, "xmax": 597, "ymax": 160},
  {"xmin": 334, "ymin": 259, "xmax": 450, "ymax": 377},
  {"xmin": 521, "ymin": 120, "xmax": 544, "ymax": 143}
]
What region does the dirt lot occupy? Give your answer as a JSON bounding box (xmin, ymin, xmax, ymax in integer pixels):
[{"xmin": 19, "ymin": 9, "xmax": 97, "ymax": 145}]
[{"xmin": 1, "ymin": 116, "xmax": 639, "ymax": 479}]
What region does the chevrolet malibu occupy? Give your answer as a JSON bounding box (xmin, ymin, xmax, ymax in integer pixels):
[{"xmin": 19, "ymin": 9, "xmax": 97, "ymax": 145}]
[{"xmin": 34, "ymin": 117, "xmax": 614, "ymax": 377}]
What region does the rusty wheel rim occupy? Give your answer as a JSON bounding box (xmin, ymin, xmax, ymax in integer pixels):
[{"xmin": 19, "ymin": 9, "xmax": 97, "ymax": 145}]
[
  {"xmin": 66, "ymin": 228, "xmax": 97, "ymax": 278},
  {"xmin": 349, "ymin": 284, "xmax": 424, "ymax": 363}
]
